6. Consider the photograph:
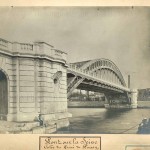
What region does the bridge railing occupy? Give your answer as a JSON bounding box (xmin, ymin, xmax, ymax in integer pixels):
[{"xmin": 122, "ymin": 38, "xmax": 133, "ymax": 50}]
[
  {"xmin": 0, "ymin": 38, "xmax": 67, "ymax": 61},
  {"xmin": 0, "ymin": 38, "xmax": 13, "ymax": 51},
  {"xmin": 68, "ymin": 64, "xmax": 130, "ymax": 92}
]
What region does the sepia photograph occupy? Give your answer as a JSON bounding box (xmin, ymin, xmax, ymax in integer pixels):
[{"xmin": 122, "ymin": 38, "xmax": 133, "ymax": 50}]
[{"xmin": 0, "ymin": 6, "xmax": 150, "ymax": 135}]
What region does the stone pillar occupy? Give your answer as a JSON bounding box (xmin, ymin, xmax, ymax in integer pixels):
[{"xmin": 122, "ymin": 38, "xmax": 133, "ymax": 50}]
[
  {"xmin": 80, "ymin": 89, "xmax": 82, "ymax": 100},
  {"xmin": 86, "ymin": 91, "xmax": 89, "ymax": 101},
  {"xmin": 104, "ymin": 94, "xmax": 110, "ymax": 108},
  {"xmin": 130, "ymin": 89, "xmax": 138, "ymax": 108}
]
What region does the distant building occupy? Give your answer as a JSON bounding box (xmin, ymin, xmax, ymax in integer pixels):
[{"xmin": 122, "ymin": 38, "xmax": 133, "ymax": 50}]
[{"xmin": 138, "ymin": 88, "xmax": 150, "ymax": 101}]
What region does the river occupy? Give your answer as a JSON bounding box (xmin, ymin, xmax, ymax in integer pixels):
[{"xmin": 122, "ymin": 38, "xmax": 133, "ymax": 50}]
[{"xmin": 57, "ymin": 108, "xmax": 150, "ymax": 134}]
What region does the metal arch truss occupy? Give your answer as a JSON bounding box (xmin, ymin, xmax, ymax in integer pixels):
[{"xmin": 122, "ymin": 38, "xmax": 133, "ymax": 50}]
[
  {"xmin": 70, "ymin": 58, "xmax": 126, "ymax": 86},
  {"xmin": 67, "ymin": 58, "xmax": 131, "ymax": 101},
  {"xmin": 67, "ymin": 76, "xmax": 84, "ymax": 98}
]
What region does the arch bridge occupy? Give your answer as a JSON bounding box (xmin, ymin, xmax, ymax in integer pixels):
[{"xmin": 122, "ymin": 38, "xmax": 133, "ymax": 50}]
[
  {"xmin": 67, "ymin": 59, "xmax": 132, "ymax": 105},
  {"xmin": 0, "ymin": 37, "xmax": 137, "ymax": 133}
]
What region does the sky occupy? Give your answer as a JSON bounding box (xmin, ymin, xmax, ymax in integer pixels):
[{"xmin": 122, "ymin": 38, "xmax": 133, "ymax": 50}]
[{"xmin": 0, "ymin": 7, "xmax": 150, "ymax": 89}]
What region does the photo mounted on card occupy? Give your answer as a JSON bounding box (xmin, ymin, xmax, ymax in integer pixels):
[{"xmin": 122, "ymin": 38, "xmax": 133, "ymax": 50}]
[
  {"xmin": 125, "ymin": 145, "xmax": 150, "ymax": 150},
  {"xmin": 0, "ymin": 6, "xmax": 150, "ymax": 135}
]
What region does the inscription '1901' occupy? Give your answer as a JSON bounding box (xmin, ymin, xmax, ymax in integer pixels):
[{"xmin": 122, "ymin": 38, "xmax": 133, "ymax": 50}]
[{"xmin": 40, "ymin": 137, "xmax": 101, "ymax": 150}]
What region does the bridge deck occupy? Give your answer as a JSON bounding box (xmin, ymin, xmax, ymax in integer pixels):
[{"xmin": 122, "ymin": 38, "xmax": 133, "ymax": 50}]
[{"xmin": 67, "ymin": 67, "xmax": 130, "ymax": 93}]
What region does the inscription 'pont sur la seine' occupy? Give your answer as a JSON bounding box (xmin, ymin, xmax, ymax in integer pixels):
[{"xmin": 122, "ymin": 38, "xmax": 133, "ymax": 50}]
[{"xmin": 40, "ymin": 137, "xmax": 101, "ymax": 150}]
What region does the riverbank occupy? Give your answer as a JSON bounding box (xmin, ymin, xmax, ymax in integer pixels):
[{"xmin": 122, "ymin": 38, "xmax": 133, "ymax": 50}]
[
  {"xmin": 68, "ymin": 101, "xmax": 150, "ymax": 108},
  {"xmin": 68, "ymin": 101, "xmax": 105, "ymax": 108},
  {"xmin": 138, "ymin": 101, "xmax": 150, "ymax": 108}
]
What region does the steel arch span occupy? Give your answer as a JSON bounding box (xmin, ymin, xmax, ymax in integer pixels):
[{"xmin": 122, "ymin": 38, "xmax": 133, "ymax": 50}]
[
  {"xmin": 72, "ymin": 59, "xmax": 126, "ymax": 86},
  {"xmin": 67, "ymin": 58, "xmax": 130, "ymax": 103}
]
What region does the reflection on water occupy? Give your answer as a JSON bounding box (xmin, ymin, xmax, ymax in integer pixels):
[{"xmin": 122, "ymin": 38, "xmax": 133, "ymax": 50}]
[{"xmin": 57, "ymin": 108, "xmax": 150, "ymax": 134}]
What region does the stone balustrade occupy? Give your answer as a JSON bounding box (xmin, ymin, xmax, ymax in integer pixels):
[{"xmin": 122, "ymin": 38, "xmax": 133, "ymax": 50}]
[
  {"xmin": 0, "ymin": 38, "xmax": 13, "ymax": 50},
  {"xmin": 20, "ymin": 43, "xmax": 33, "ymax": 51},
  {"xmin": 0, "ymin": 38, "xmax": 67, "ymax": 62},
  {"xmin": 0, "ymin": 38, "xmax": 9, "ymax": 47}
]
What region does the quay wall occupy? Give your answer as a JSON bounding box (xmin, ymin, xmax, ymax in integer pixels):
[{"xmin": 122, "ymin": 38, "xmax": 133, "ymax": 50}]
[
  {"xmin": 68, "ymin": 101, "xmax": 150, "ymax": 108},
  {"xmin": 68, "ymin": 101, "xmax": 105, "ymax": 108},
  {"xmin": 137, "ymin": 101, "xmax": 150, "ymax": 108}
]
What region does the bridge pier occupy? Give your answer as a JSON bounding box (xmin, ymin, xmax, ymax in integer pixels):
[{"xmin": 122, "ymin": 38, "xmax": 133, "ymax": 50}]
[
  {"xmin": 130, "ymin": 89, "xmax": 138, "ymax": 108},
  {"xmin": 0, "ymin": 38, "xmax": 71, "ymax": 133},
  {"xmin": 86, "ymin": 90, "xmax": 90, "ymax": 101},
  {"xmin": 104, "ymin": 90, "xmax": 138, "ymax": 109}
]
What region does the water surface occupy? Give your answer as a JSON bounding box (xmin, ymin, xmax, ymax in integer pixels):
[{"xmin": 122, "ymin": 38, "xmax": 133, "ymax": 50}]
[{"xmin": 57, "ymin": 108, "xmax": 150, "ymax": 134}]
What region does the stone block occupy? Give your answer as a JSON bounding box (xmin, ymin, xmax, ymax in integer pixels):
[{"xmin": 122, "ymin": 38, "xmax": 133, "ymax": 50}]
[
  {"xmin": 15, "ymin": 112, "xmax": 38, "ymax": 122},
  {"xmin": 56, "ymin": 118, "xmax": 70, "ymax": 129},
  {"xmin": 20, "ymin": 81, "xmax": 35, "ymax": 87},
  {"xmin": 20, "ymin": 92, "xmax": 34, "ymax": 97},
  {"xmin": 32, "ymin": 126, "xmax": 45, "ymax": 134},
  {"xmin": 20, "ymin": 103, "xmax": 35, "ymax": 108},
  {"xmin": 19, "ymin": 65, "xmax": 34, "ymax": 71},
  {"xmin": 9, "ymin": 75, "xmax": 16, "ymax": 81},
  {"xmin": 45, "ymin": 125, "xmax": 57, "ymax": 133},
  {"xmin": 9, "ymin": 81, "xmax": 17, "ymax": 86},
  {"xmin": 9, "ymin": 97, "xmax": 17, "ymax": 102},
  {"xmin": 37, "ymin": 87, "xmax": 53, "ymax": 92},
  {"xmin": 9, "ymin": 86, "xmax": 17, "ymax": 92},
  {"xmin": 37, "ymin": 77, "xmax": 53, "ymax": 82},
  {"xmin": 19, "ymin": 59, "xmax": 34, "ymax": 65},
  {"xmin": 8, "ymin": 108, "xmax": 17, "ymax": 114},
  {"xmin": 20, "ymin": 76, "xmax": 34, "ymax": 81},
  {"xmin": 20, "ymin": 96, "xmax": 34, "ymax": 102},
  {"xmin": 20, "ymin": 87, "xmax": 34, "ymax": 92},
  {"xmin": 20, "ymin": 70, "xmax": 34, "ymax": 76},
  {"xmin": 9, "ymin": 91, "xmax": 16, "ymax": 97},
  {"xmin": 19, "ymin": 108, "xmax": 36, "ymax": 113},
  {"xmin": 9, "ymin": 102, "xmax": 17, "ymax": 108}
]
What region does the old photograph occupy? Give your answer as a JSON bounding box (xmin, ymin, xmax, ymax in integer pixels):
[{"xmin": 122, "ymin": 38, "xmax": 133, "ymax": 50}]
[{"xmin": 0, "ymin": 7, "xmax": 150, "ymax": 134}]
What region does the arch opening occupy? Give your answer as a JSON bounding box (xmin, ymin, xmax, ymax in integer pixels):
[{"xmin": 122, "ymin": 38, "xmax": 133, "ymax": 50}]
[{"xmin": 0, "ymin": 70, "xmax": 8, "ymax": 120}]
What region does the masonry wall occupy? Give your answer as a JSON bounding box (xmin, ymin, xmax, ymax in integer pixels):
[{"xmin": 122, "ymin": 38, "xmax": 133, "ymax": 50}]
[
  {"xmin": 17, "ymin": 58, "xmax": 37, "ymax": 121},
  {"xmin": 0, "ymin": 53, "xmax": 68, "ymax": 122},
  {"xmin": 17, "ymin": 58, "xmax": 68, "ymax": 121},
  {"xmin": 0, "ymin": 38, "xmax": 70, "ymax": 129},
  {"xmin": 38, "ymin": 60, "xmax": 67, "ymax": 116}
]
